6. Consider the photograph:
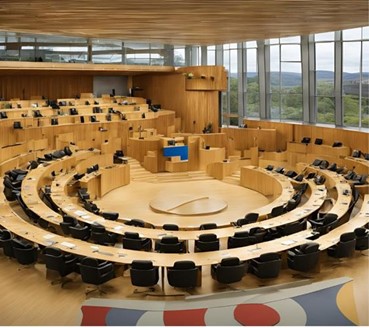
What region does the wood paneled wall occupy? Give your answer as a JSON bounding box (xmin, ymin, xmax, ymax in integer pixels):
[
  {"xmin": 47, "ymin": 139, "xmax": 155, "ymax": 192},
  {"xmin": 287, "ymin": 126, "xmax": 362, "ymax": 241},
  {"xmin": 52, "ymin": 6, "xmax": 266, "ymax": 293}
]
[
  {"xmin": 0, "ymin": 75, "xmax": 93, "ymax": 100},
  {"xmin": 244, "ymin": 119, "xmax": 369, "ymax": 153},
  {"xmin": 133, "ymin": 66, "xmax": 226, "ymax": 134}
]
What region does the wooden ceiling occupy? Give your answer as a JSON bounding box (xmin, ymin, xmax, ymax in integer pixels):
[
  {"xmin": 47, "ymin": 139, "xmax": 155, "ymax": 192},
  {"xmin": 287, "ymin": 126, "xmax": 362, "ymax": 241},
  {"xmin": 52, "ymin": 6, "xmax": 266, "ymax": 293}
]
[{"xmin": 0, "ymin": 0, "xmax": 368, "ymax": 45}]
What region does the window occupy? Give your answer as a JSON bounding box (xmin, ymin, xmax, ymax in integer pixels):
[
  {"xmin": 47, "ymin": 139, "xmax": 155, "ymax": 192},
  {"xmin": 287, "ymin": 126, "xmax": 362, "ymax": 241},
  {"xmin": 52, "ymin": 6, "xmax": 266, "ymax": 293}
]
[
  {"xmin": 342, "ymin": 27, "xmax": 369, "ymax": 128},
  {"xmin": 244, "ymin": 42, "xmax": 259, "ymax": 118},
  {"xmin": 269, "ymin": 37, "xmax": 302, "ymax": 121},
  {"xmin": 315, "ymin": 40, "xmax": 335, "ymax": 124}
]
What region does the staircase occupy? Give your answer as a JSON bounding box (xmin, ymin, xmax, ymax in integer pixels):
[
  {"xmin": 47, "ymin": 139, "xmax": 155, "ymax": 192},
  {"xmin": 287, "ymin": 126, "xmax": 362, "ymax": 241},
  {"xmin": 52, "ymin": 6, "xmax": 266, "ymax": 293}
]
[{"xmin": 127, "ymin": 157, "xmax": 214, "ymax": 183}]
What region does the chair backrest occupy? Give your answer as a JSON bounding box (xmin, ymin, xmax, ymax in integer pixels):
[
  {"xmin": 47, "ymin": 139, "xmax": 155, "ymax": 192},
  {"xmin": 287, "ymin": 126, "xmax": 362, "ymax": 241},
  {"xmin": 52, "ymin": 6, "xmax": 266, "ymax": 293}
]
[
  {"xmin": 157, "ymin": 236, "xmax": 185, "ymax": 253},
  {"xmin": 251, "ymin": 252, "xmax": 281, "ymax": 278},
  {"xmin": 195, "ymin": 233, "xmax": 220, "ymax": 252},
  {"xmin": 163, "ymin": 224, "xmax": 179, "ymax": 231},
  {"xmin": 12, "ymin": 243, "xmax": 38, "ymax": 265},
  {"xmin": 130, "ymin": 260, "xmax": 159, "ymax": 287},
  {"xmin": 212, "ymin": 257, "xmax": 246, "ymax": 284},
  {"xmin": 249, "ymin": 227, "xmax": 267, "ymax": 242},
  {"xmin": 167, "ymin": 261, "xmax": 198, "ymax": 288},
  {"xmin": 244, "ymin": 212, "xmax": 259, "ymax": 223},
  {"xmin": 228, "ymin": 233, "xmax": 257, "ymax": 249},
  {"xmin": 123, "ymin": 233, "xmax": 151, "ymax": 251},
  {"xmin": 79, "ymin": 257, "xmax": 114, "ymax": 285},
  {"xmin": 329, "ymin": 232, "xmax": 356, "ymax": 258},
  {"xmin": 69, "ymin": 225, "xmax": 90, "ymax": 240},
  {"xmin": 322, "ymin": 213, "xmax": 338, "ymax": 225},
  {"xmin": 270, "ymin": 205, "xmax": 285, "ymax": 218},
  {"xmin": 200, "ymin": 223, "xmax": 217, "ymax": 230},
  {"xmin": 125, "ymin": 219, "xmax": 145, "ymax": 227}
]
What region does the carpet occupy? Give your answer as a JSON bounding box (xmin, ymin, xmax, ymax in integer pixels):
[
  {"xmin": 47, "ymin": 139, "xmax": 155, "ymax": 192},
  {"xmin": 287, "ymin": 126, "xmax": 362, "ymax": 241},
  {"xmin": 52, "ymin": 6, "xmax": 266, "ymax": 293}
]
[{"xmin": 79, "ymin": 277, "xmax": 359, "ymax": 326}]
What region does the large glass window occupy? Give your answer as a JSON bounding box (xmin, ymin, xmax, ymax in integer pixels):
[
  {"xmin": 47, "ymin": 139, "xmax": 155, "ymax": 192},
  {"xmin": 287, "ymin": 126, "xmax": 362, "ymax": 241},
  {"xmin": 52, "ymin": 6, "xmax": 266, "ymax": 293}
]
[
  {"xmin": 315, "ymin": 35, "xmax": 335, "ymax": 124},
  {"xmin": 342, "ymin": 27, "xmax": 369, "ymax": 128},
  {"xmin": 222, "ymin": 43, "xmax": 239, "ymax": 126},
  {"xmin": 207, "ymin": 46, "xmax": 216, "ymax": 65},
  {"xmin": 269, "ymin": 37, "xmax": 302, "ymax": 121},
  {"xmin": 244, "ymin": 41, "xmax": 259, "ymax": 118}
]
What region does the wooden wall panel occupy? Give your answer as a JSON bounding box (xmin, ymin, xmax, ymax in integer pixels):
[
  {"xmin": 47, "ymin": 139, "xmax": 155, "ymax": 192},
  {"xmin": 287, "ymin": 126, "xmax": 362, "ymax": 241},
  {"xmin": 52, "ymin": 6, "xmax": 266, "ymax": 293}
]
[
  {"xmin": 0, "ymin": 75, "xmax": 93, "ymax": 100},
  {"xmin": 245, "ymin": 119, "xmax": 369, "ymax": 153},
  {"xmin": 133, "ymin": 66, "xmax": 225, "ymax": 134}
]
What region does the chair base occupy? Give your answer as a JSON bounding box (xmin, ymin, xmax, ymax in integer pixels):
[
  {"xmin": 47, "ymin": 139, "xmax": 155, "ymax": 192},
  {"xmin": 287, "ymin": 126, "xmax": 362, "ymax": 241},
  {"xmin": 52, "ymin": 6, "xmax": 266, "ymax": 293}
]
[
  {"xmin": 51, "ymin": 276, "xmax": 73, "ymax": 287},
  {"xmin": 85, "ymin": 284, "xmax": 112, "ymax": 297}
]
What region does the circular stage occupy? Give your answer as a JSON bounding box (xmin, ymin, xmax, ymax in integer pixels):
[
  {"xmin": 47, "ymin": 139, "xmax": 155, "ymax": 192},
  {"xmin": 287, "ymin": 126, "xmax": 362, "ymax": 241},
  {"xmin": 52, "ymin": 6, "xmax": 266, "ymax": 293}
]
[{"xmin": 149, "ymin": 194, "xmax": 228, "ymax": 216}]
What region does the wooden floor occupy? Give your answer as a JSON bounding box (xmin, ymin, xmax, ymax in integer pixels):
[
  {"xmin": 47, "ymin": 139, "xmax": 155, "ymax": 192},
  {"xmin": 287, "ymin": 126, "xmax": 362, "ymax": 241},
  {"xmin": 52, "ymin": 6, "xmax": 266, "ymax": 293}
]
[{"xmin": 0, "ymin": 168, "xmax": 368, "ymax": 326}]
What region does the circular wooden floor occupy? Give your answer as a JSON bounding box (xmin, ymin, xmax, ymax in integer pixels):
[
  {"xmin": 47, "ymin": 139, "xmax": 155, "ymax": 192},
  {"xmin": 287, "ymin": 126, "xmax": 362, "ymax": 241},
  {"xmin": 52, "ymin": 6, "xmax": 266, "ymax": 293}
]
[
  {"xmin": 95, "ymin": 179, "xmax": 269, "ymax": 228},
  {"xmin": 149, "ymin": 194, "xmax": 228, "ymax": 215}
]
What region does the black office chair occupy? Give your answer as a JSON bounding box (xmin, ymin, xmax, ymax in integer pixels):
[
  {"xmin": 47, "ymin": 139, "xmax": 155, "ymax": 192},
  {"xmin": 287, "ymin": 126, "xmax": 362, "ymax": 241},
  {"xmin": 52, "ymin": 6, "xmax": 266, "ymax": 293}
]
[
  {"xmin": 69, "ymin": 224, "xmax": 91, "ymax": 241},
  {"xmin": 125, "ymin": 219, "xmax": 145, "ymax": 228},
  {"xmin": 3, "ymin": 176, "xmax": 21, "ymax": 201},
  {"xmin": 163, "ymin": 224, "xmax": 179, "ymax": 231},
  {"xmin": 249, "ymin": 252, "xmax": 282, "ymax": 279},
  {"xmin": 354, "ymin": 227, "xmax": 369, "ymax": 251},
  {"xmin": 263, "ymin": 227, "xmax": 282, "ymax": 241},
  {"xmin": 0, "ymin": 229, "xmax": 15, "ymax": 258},
  {"xmin": 90, "ymin": 224, "xmax": 118, "ymax": 246},
  {"xmin": 122, "ymin": 232, "xmax": 152, "ymax": 251},
  {"xmin": 11, "ymin": 239, "xmax": 39, "ymax": 265},
  {"xmin": 287, "ymin": 242, "xmax": 320, "ymax": 273},
  {"xmin": 327, "ymin": 232, "xmax": 356, "ymax": 258},
  {"xmin": 249, "ymin": 227, "xmax": 267, "ymax": 242},
  {"xmin": 64, "ymin": 146, "xmax": 73, "ymax": 156},
  {"xmin": 199, "ymin": 223, "xmax": 218, "ymax": 230},
  {"xmin": 83, "ymin": 201, "xmax": 100, "ymax": 214},
  {"xmin": 167, "ymin": 260, "xmax": 199, "ymax": 288},
  {"xmin": 308, "ymin": 213, "xmax": 338, "ymax": 236},
  {"xmin": 268, "ymin": 205, "xmax": 285, "ymax": 218},
  {"xmin": 59, "ymin": 215, "xmax": 78, "ymax": 235},
  {"xmin": 284, "ymin": 199, "xmax": 298, "ymax": 212},
  {"xmin": 278, "ymin": 219, "xmax": 307, "ymax": 236},
  {"xmin": 42, "ymin": 246, "xmax": 78, "ymax": 286},
  {"xmin": 195, "ymin": 233, "xmax": 220, "ymax": 252},
  {"xmin": 319, "ymin": 160, "xmax": 329, "ymax": 169},
  {"xmin": 155, "ymin": 236, "xmax": 186, "ymax": 253},
  {"xmin": 130, "ymin": 260, "xmax": 159, "ymax": 292},
  {"xmin": 236, "ymin": 212, "xmax": 259, "ymax": 226},
  {"xmin": 100, "ymin": 212, "xmax": 119, "ymax": 221},
  {"xmin": 211, "ymin": 257, "xmax": 246, "ymax": 284},
  {"xmin": 284, "ymin": 170, "xmax": 298, "ymax": 178},
  {"xmin": 227, "ymin": 231, "xmax": 257, "ymax": 249},
  {"xmin": 78, "ymin": 257, "xmax": 115, "ymax": 296},
  {"xmin": 77, "ymin": 188, "xmax": 90, "ymax": 202}
]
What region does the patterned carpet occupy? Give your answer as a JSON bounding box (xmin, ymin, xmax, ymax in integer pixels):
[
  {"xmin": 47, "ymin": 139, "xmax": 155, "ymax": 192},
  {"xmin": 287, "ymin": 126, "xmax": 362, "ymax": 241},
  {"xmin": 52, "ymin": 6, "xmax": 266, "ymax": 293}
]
[{"xmin": 79, "ymin": 277, "xmax": 359, "ymax": 326}]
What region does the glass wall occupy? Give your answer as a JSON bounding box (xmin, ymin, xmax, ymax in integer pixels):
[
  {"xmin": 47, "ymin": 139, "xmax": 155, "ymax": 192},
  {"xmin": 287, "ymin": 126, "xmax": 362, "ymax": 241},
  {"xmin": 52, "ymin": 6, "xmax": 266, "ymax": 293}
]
[
  {"xmin": 269, "ymin": 36, "xmax": 302, "ymax": 121},
  {"xmin": 342, "ymin": 27, "xmax": 369, "ymax": 128},
  {"xmin": 314, "ymin": 32, "xmax": 336, "ymax": 124},
  {"xmin": 0, "ymin": 26, "xmax": 368, "ymax": 129}
]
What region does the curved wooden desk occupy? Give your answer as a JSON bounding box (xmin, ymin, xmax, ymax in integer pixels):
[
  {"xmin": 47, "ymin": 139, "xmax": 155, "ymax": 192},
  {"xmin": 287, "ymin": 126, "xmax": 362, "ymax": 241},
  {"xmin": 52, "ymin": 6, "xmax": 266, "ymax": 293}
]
[
  {"xmin": 316, "ymin": 194, "xmax": 369, "ymax": 250},
  {"xmin": 50, "ymin": 166, "xmax": 326, "ymax": 243},
  {"xmin": 20, "ymin": 150, "xmax": 99, "ymax": 226},
  {"xmin": 344, "ymin": 156, "xmax": 369, "ymax": 175},
  {"xmin": 240, "ymin": 166, "xmax": 295, "ymax": 219},
  {"xmin": 297, "ymin": 163, "xmax": 353, "ymax": 219}
]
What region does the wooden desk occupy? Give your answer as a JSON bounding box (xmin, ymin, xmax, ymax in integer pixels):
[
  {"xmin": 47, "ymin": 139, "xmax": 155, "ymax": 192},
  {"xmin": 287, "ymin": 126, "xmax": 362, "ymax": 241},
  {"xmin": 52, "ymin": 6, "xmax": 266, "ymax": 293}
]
[
  {"xmin": 0, "ymin": 191, "xmax": 315, "ymax": 268},
  {"xmin": 316, "ymin": 194, "xmax": 369, "ymax": 250},
  {"xmin": 51, "ymin": 167, "xmax": 325, "ymax": 242},
  {"xmin": 297, "ymin": 163, "xmax": 353, "ymax": 220},
  {"xmin": 199, "ymin": 147, "xmax": 225, "ymax": 171},
  {"xmin": 79, "ymin": 164, "xmax": 130, "ymax": 199},
  {"xmin": 20, "ymin": 150, "xmax": 98, "ymax": 226},
  {"xmin": 344, "ymin": 156, "xmax": 369, "ymax": 175}
]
